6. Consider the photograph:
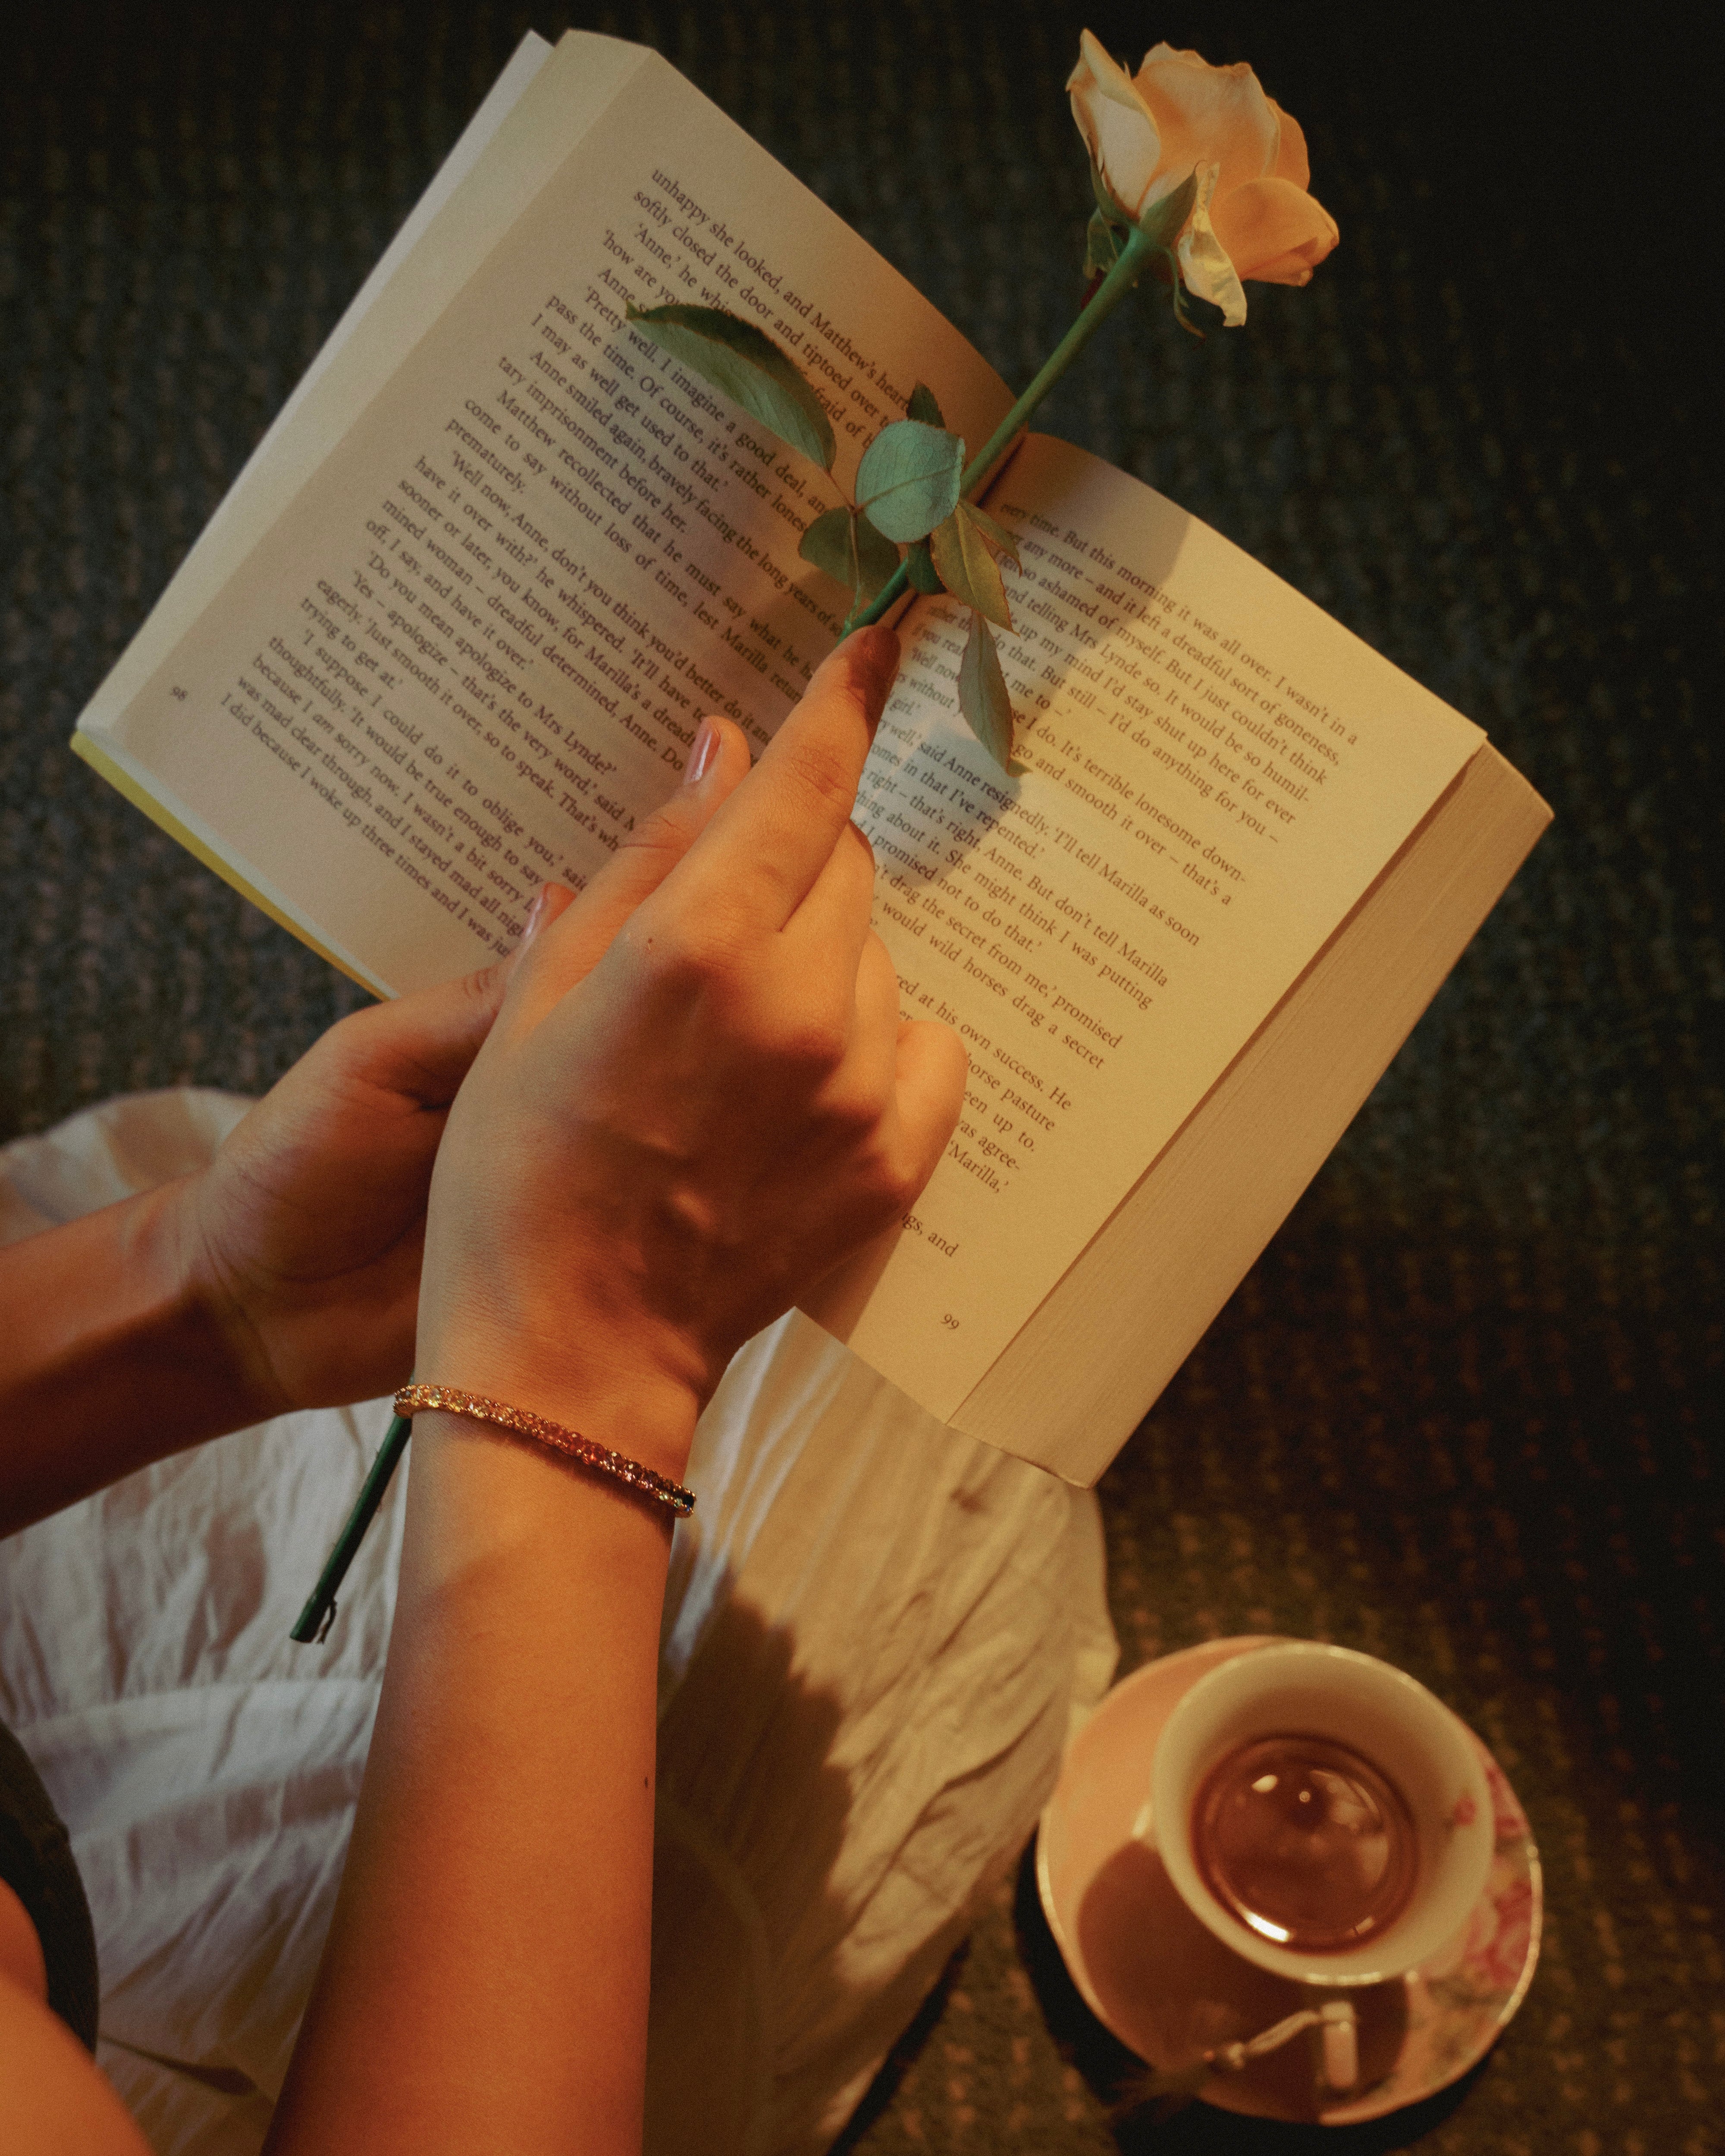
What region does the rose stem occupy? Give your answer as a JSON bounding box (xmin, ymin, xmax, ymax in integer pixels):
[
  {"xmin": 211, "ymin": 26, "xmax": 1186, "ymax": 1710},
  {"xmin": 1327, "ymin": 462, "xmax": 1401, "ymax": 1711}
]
[{"xmin": 846, "ymin": 222, "xmax": 1157, "ymax": 633}]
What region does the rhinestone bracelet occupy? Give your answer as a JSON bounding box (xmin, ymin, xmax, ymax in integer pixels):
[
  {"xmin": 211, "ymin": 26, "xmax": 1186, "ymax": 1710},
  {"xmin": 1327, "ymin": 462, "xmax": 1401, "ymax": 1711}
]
[{"xmin": 395, "ymin": 1384, "xmax": 696, "ymax": 1518}]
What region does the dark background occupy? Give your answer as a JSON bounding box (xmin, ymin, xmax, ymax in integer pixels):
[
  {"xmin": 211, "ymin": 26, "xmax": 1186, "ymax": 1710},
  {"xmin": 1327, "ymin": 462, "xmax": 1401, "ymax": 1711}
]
[{"xmin": 2, "ymin": 3, "xmax": 1718, "ymax": 2149}]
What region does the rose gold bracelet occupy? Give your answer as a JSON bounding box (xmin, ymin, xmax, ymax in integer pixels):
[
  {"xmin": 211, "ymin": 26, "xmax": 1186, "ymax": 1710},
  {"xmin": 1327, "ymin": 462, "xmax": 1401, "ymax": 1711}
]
[{"xmin": 394, "ymin": 1385, "xmax": 696, "ymax": 1518}]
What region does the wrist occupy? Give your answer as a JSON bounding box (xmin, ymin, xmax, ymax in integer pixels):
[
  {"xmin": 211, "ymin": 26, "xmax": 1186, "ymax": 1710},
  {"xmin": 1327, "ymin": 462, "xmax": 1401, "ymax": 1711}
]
[
  {"xmin": 77, "ymin": 1177, "xmax": 261, "ymax": 1432},
  {"xmin": 409, "ymin": 1321, "xmax": 701, "ymax": 1490},
  {"xmin": 0, "ymin": 1177, "xmax": 276, "ymax": 1536},
  {"xmin": 166, "ymin": 1172, "xmax": 295, "ymax": 1430}
]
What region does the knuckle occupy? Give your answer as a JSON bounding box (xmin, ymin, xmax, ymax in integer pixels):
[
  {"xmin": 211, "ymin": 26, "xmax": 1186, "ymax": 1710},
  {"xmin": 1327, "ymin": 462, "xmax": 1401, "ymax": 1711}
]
[
  {"xmin": 316, "ymin": 1000, "xmax": 391, "ymax": 1080},
  {"xmin": 462, "ymin": 957, "xmax": 508, "ymax": 1006},
  {"xmin": 783, "ymin": 738, "xmax": 859, "ymax": 823},
  {"xmin": 777, "ymin": 1010, "xmax": 850, "ymax": 1076},
  {"xmin": 619, "ymin": 801, "xmax": 688, "ymax": 867},
  {"xmin": 856, "ymin": 1139, "xmax": 917, "ymax": 1219},
  {"xmin": 886, "ymin": 1159, "xmax": 926, "ymax": 1216},
  {"xmin": 822, "ymin": 1082, "xmax": 881, "ymax": 1144},
  {"xmin": 620, "ymin": 907, "xmax": 740, "ymax": 1000}
]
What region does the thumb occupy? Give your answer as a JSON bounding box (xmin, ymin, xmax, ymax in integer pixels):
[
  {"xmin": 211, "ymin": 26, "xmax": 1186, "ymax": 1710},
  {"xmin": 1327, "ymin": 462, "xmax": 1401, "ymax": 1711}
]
[
  {"xmin": 508, "ymin": 716, "xmax": 752, "ymax": 1024},
  {"xmin": 323, "ymin": 880, "xmax": 578, "ymax": 1107}
]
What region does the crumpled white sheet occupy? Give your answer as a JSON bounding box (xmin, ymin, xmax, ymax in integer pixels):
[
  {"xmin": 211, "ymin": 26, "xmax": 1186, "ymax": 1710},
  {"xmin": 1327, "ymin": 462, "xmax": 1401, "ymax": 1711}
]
[{"xmin": 0, "ymin": 1089, "xmax": 1117, "ymax": 2155}]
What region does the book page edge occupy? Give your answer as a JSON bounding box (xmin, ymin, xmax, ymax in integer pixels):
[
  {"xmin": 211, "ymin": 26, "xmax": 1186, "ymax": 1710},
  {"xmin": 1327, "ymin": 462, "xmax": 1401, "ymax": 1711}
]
[
  {"xmin": 69, "ymin": 733, "xmax": 387, "ymax": 995},
  {"xmin": 951, "ymin": 741, "xmax": 1552, "ymax": 1484}
]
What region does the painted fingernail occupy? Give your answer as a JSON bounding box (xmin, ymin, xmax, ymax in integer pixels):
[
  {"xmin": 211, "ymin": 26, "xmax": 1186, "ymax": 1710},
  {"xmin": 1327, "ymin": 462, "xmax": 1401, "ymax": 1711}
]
[
  {"xmin": 849, "ymin": 625, "xmax": 901, "ymax": 729},
  {"xmin": 518, "ymin": 884, "xmax": 551, "ymax": 948},
  {"xmin": 683, "ymin": 719, "xmax": 718, "ymax": 787}
]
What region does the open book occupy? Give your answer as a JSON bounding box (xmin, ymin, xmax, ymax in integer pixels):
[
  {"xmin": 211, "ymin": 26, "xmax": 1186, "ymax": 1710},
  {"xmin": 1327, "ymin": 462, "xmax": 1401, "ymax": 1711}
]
[{"xmin": 72, "ymin": 30, "xmax": 1550, "ymax": 1485}]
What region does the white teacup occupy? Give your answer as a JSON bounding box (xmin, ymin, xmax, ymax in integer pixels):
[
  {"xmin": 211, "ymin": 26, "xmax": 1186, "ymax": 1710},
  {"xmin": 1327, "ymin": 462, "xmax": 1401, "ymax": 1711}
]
[{"xmin": 1147, "ymin": 1641, "xmax": 1493, "ymax": 1990}]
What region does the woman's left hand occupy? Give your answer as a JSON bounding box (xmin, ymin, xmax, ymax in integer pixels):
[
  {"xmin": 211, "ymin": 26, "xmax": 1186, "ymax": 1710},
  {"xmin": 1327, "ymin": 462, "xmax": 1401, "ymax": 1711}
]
[{"xmin": 176, "ymin": 910, "xmax": 570, "ymax": 1421}]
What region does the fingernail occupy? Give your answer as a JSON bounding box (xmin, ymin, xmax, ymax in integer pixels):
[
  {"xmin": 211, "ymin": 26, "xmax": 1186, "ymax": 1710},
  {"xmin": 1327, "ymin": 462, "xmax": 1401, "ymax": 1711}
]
[
  {"xmin": 848, "ymin": 625, "xmax": 901, "ymax": 730},
  {"xmin": 683, "ymin": 719, "xmax": 718, "ymax": 787},
  {"xmin": 518, "ymin": 884, "xmax": 551, "ymax": 949}
]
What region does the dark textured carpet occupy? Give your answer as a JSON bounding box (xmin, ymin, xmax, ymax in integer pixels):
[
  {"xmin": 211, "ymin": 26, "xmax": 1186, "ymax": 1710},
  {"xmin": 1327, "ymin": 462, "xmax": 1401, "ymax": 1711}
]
[{"xmin": 3, "ymin": 3, "xmax": 1719, "ymax": 2150}]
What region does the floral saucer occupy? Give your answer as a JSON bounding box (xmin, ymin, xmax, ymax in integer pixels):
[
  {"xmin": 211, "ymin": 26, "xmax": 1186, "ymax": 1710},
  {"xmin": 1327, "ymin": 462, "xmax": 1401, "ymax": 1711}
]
[{"xmin": 1036, "ymin": 1636, "xmax": 1541, "ymax": 2125}]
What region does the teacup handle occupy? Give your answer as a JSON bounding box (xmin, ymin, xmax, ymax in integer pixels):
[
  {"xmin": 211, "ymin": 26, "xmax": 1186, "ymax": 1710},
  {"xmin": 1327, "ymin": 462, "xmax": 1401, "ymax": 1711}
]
[
  {"xmin": 1203, "ymin": 1996, "xmax": 1358, "ymax": 2093},
  {"xmin": 1315, "ymin": 1998, "xmax": 1359, "ymax": 2092}
]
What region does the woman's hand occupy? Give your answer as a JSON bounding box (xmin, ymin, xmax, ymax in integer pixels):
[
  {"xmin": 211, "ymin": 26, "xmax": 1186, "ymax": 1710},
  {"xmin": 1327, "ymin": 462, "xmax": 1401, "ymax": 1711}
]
[
  {"xmin": 0, "ymin": 891, "xmax": 572, "ymax": 1533},
  {"xmin": 268, "ymin": 632, "xmax": 965, "ymax": 2156},
  {"xmin": 415, "ymin": 625, "xmax": 967, "ymax": 1479},
  {"xmin": 175, "ymin": 905, "xmax": 571, "ymax": 1423}
]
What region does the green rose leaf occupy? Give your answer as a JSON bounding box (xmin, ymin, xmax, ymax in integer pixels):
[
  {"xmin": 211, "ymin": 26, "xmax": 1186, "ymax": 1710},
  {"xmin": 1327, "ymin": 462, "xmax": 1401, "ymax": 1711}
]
[
  {"xmin": 904, "ymin": 539, "xmax": 943, "ymax": 595},
  {"xmin": 929, "ymin": 501, "xmax": 1013, "ymax": 629},
  {"xmin": 623, "ymin": 302, "xmax": 835, "ymax": 471},
  {"xmin": 958, "ymin": 611, "xmax": 1019, "ymax": 773},
  {"xmin": 963, "ymin": 500, "xmax": 1022, "ymax": 569},
  {"xmin": 849, "ymin": 509, "xmax": 901, "ymax": 600},
  {"xmin": 1136, "ymin": 169, "xmax": 1198, "ymax": 251},
  {"xmin": 798, "ymin": 505, "xmax": 899, "ymax": 602},
  {"xmin": 855, "ymin": 419, "xmax": 965, "ymax": 543},
  {"xmin": 1085, "ymin": 207, "xmax": 1123, "ymax": 278},
  {"xmin": 906, "ymin": 382, "xmax": 946, "ymax": 428},
  {"xmin": 797, "ymin": 506, "xmax": 858, "ymax": 590},
  {"xmin": 1089, "ymin": 158, "xmax": 1125, "ymax": 226}
]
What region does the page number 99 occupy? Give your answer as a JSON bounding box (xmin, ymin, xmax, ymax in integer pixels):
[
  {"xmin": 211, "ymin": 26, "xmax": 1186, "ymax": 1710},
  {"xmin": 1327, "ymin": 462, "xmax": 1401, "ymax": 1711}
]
[{"xmin": 941, "ymin": 1313, "xmax": 960, "ymax": 1330}]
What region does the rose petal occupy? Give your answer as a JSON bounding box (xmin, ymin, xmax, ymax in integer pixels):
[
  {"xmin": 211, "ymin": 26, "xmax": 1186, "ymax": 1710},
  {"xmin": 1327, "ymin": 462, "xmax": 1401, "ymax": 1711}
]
[
  {"xmin": 1268, "ymin": 99, "xmax": 1311, "ymax": 189},
  {"xmin": 1135, "ymin": 42, "xmax": 1281, "ymax": 200},
  {"xmin": 1068, "ymin": 30, "xmax": 1164, "ymax": 219},
  {"xmin": 1176, "ymin": 163, "xmax": 1248, "ymax": 327},
  {"xmin": 1211, "ymin": 175, "xmax": 1339, "ymax": 282}
]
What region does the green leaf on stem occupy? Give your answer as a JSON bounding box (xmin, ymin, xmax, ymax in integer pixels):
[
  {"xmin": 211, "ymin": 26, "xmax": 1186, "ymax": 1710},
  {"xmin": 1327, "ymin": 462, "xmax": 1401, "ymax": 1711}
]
[
  {"xmin": 904, "ymin": 539, "xmax": 943, "ymax": 595},
  {"xmin": 1085, "ymin": 208, "xmax": 1124, "ymax": 278},
  {"xmin": 798, "ymin": 506, "xmax": 854, "ymax": 586},
  {"xmin": 799, "ymin": 505, "xmax": 899, "ymax": 602},
  {"xmin": 963, "ymin": 500, "xmax": 1022, "ymax": 569},
  {"xmin": 1135, "ymin": 169, "xmax": 1198, "ymax": 251},
  {"xmin": 1089, "ymin": 158, "xmax": 1125, "ymax": 225},
  {"xmin": 958, "ymin": 611, "xmax": 1019, "ymax": 772},
  {"xmin": 930, "ymin": 501, "xmax": 1013, "ymax": 629},
  {"xmin": 623, "ymin": 302, "xmax": 836, "ymax": 470},
  {"xmin": 851, "ymin": 510, "xmax": 902, "ymax": 599},
  {"xmin": 906, "ymin": 382, "xmax": 946, "ymax": 427},
  {"xmin": 855, "ymin": 419, "xmax": 965, "ymax": 543}
]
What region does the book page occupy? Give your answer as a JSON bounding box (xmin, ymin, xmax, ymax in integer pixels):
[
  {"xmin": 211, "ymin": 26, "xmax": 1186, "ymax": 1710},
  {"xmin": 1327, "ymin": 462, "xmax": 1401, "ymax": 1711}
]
[
  {"xmin": 830, "ymin": 432, "xmax": 1484, "ymax": 1418},
  {"xmin": 89, "ymin": 46, "xmax": 1012, "ymax": 994},
  {"xmin": 77, "ymin": 30, "xmax": 575, "ymax": 743},
  {"xmin": 953, "ymin": 743, "xmax": 1548, "ymax": 1481}
]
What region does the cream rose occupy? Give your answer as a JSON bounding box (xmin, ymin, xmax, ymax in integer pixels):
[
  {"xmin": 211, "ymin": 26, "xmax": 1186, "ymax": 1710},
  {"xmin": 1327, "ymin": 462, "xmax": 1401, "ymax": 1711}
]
[{"xmin": 1067, "ymin": 31, "xmax": 1339, "ymax": 326}]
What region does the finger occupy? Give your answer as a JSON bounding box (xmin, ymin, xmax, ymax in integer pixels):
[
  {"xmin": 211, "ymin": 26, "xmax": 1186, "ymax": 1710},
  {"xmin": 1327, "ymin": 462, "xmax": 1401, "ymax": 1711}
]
[
  {"xmin": 805, "ymin": 931, "xmax": 904, "ymax": 1129},
  {"xmin": 850, "ymin": 931, "xmax": 906, "ymax": 1085},
  {"xmin": 317, "ymin": 871, "xmax": 580, "ymax": 1107},
  {"xmin": 890, "ymin": 1018, "xmax": 969, "ymax": 1194},
  {"xmin": 593, "ymin": 717, "xmax": 752, "ymax": 916},
  {"xmin": 506, "ymin": 717, "xmax": 751, "ymax": 1026},
  {"xmin": 779, "ymin": 821, "xmax": 878, "ymax": 987},
  {"xmin": 518, "ymin": 879, "xmax": 578, "ymax": 953},
  {"xmin": 320, "ymin": 880, "xmax": 567, "ymax": 1109},
  {"xmin": 673, "ymin": 626, "xmax": 900, "ymax": 930}
]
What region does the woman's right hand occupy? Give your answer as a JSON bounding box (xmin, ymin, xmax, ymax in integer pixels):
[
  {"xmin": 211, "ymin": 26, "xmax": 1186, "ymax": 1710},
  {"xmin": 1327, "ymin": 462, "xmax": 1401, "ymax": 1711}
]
[{"xmin": 413, "ymin": 625, "xmax": 967, "ymax": 1481}]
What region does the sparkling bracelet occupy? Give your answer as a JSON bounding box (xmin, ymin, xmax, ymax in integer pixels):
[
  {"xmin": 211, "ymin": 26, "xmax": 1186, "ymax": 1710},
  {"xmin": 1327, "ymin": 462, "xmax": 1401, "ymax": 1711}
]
[{"xmin": 395, "ymin": 1384, "xmax": 696, "ymax": 1519}]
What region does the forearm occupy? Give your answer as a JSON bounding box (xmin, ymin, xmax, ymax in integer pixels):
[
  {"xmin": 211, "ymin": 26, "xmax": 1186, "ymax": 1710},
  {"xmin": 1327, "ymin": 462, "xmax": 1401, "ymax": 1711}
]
[
  {"xmin": 266, "ymin": 1397, "xmax": 694, "ymax": 2156},
  {"xmin": 0, "ymin": 1179, "xmax": 266, "ymax": 1537}
]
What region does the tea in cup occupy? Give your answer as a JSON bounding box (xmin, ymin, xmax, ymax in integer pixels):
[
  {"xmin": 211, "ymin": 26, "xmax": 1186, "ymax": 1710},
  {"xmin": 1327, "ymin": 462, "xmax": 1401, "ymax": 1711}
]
[{"xmin": 1147, "ymin": 1641, "xmax": 1493, "ymax": 1992}]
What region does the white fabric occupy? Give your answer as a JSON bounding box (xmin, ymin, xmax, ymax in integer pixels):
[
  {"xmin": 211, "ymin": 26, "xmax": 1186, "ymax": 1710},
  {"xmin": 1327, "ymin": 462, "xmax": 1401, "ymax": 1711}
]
[{"xmin": 0, "ymin": 1090, "xmax": 1117, "ymax": 2154}]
